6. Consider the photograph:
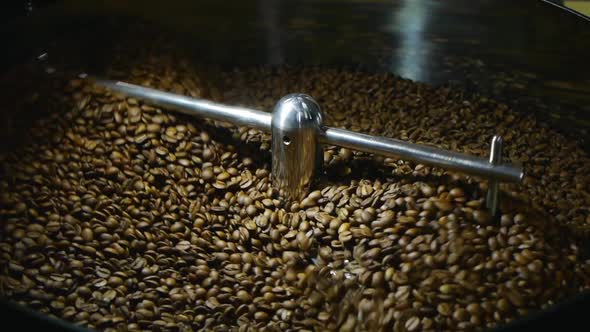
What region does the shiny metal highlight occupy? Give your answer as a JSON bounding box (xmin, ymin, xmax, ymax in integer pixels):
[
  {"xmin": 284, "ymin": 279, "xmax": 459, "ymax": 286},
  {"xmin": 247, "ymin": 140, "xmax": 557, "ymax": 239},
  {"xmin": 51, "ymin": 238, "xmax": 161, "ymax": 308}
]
[
  {"xmin": 486, "ymin": 136, "xmax": 503, "ymax": 215},
  {"xmin": 94, "ymin": 79, "xmax": 271, "ymax": 131},
  {"xmin": 271, "ymin": 94, "xmax": 323, "ymax": 200},
  {"xmin": 320, "ymin": 128, "xmax": 523, "ymax": 183},
  {"xmin": 94, "ymin": 79, "xmax": 524, "ymax": 203}
]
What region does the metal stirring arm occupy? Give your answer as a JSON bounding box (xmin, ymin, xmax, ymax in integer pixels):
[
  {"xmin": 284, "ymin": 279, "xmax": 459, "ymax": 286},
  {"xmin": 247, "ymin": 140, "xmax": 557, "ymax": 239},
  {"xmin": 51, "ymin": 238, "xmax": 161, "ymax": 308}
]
[{"xmin": 94, "ymin": 79, "xmax": 523, "ymax": 213}]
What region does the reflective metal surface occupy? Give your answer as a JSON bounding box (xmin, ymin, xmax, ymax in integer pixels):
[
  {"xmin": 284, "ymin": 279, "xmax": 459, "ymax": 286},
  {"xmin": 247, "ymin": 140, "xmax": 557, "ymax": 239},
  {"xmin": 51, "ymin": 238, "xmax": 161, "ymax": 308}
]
[
  {"xmin": 271, "ymin": 94, "xmax": 323, "ymax": 200},
  {"xmin": 486, "ymin": 136, "xmax": 504, "ymax": 215},
  {"xmin": 322, "ymin": 128, "xmax": 522, "ymax": 182},
  {"xmin": 94, "ymin": 79, "xmax": 271, "ymax": 131},
  {"xmin": 95, "ymin": 79, "xmax": 523, "ymax": 186}
]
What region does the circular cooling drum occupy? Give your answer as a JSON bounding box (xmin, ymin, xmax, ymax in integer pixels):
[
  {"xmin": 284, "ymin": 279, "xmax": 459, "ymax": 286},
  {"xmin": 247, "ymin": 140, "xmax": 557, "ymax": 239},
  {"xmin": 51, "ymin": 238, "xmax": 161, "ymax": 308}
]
[{"xmin": 1, "ymin": 1, "xmax": 590, "ymax": 331}]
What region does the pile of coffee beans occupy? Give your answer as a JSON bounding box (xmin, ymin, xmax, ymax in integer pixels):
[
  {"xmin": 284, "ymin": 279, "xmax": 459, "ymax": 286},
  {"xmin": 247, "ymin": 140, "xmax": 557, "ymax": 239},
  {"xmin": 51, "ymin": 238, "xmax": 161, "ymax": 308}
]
[{"xmin": 1, "ymin": 50, "xmax": 590, "ymax": 332}]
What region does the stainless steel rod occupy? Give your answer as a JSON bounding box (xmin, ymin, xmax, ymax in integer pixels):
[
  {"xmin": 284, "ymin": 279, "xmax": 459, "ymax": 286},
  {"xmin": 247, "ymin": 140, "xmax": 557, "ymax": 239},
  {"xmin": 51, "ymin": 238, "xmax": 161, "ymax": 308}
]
[
  {"xmin": 321, "ymin": 128, "xmax": 523, "ymax": 182},
  {"xmin": 95, "ymin": 79, "xmax": 272, "ymax": 131},
  {"xmin": 94, "ymin": 79, "xmax": 523, "ymax": 183}
]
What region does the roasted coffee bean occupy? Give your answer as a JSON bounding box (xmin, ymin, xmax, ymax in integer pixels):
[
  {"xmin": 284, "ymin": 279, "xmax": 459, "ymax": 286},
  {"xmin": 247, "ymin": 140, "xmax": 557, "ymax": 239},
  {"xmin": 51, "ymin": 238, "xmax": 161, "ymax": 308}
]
[{"xmin": 0, "ymin": 39, "xmax": 589, "ymax": 332}]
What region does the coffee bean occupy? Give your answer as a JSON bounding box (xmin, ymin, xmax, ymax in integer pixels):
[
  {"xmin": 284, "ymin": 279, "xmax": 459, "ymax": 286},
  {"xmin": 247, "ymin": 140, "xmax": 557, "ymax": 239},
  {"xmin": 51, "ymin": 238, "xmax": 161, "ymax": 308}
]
[
  {"xmin": 438, "ymin": 303, "xmax": 451, "ymax": 316},
  {"xmin": 202, "ymin": 168, "xmax": 214, "ymax": 181},
  {"xmin": 81, "ymin": 228, "xmax": 93, "ymax": 241},
  {"xmin": 1, "ymin": 42, "xmax": 588, "ymax": 332},
  {"xmin": 246, "ymin": 205, "xmax": 257, "ymax": 216},
  {"xmin": 453, "ymin": 308, "xmax": 469, "ymax": 321},
  {"xmin": 236, "ymin": 290, "xmax": 251, "ymax": 303},
  {"xmin": 497, "ymin": 298, "xmax": 510, "ymax": 312},
  {"xmin": 146, "ymin": 123, "xmax": 161, "ymax": 133},
  {"xmin": 170, "ymin": 222, "xmax": 185, "ymax": 233},
  {"xmin": 108, "ymin": 276, "xmax": 124, "ymax": 287},
  {"xmin": 473, "ymin": 210, "xmax": 492, "ymax": 224},
  {"xmin": 434, "ymin": 200, "xmax": 453, "ymax": 212},
  {"xmin": 405, "ymin": 316, "xmax": 421, "ymax": 331},
  {"xmin": 466, "ymin": 303, "xmax": 481, "ymax": 315},
  {"xmin": 506, "ymin": 291, "xmax": 525, "ymax": 307},
  {"xmin": 449, "ymin": 187, "xmax": 465, "ymax": 198},
  {"xmin": 254, "ymin": 311, "xmax": 269, "ymax": 321}
]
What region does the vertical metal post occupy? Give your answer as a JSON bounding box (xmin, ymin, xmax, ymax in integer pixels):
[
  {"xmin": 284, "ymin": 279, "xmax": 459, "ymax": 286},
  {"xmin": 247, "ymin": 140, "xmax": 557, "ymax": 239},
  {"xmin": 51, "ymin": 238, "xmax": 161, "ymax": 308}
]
[
  {"xmin": 271, "ymin": 94, "xmax": 324, "ymax": 201},
  {"xmin": 486, "ymin": 136, "xmax": 503, "ymax": 216}
]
